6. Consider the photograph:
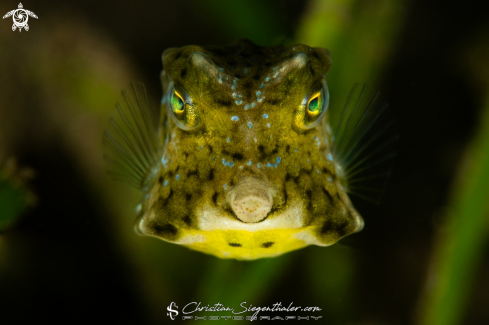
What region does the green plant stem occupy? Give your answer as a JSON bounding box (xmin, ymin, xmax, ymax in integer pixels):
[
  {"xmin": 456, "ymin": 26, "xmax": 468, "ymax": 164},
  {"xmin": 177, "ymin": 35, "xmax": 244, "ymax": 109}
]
[{"xmin": 418, "ymin": 95, "xmax": 489, "ymax": 325}]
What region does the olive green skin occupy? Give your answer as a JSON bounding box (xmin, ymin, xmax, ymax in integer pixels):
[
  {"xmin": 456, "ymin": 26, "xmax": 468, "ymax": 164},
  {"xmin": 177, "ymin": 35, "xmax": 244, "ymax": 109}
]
[{"xmin": 136, "ymin": 39, "xmax": 362, "ymax": 259}]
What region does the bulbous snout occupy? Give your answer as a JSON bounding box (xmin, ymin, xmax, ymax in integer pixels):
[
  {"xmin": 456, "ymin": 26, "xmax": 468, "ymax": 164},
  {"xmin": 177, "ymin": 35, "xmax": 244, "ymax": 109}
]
[{"xmin": 228, "ymin": 177, "xmax": 273, "ymax": 223}]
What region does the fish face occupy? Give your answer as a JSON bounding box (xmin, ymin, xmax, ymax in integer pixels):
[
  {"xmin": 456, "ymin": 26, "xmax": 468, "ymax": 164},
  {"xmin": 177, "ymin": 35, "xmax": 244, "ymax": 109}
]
[{"xmin": 135, "ymin": 40, "xmax": 363, "ymax": 260}]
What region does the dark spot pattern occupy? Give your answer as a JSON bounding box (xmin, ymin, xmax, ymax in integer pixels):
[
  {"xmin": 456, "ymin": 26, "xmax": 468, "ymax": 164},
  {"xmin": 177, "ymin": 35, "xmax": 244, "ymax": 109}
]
[
  {"xmin": 266, "ymin": 98, "xmax": 280, "ymax": 105},
  {"xmin": 229, "ymin": 243, "xmax": 242, "ymax": 247},
  {"xmin": 215, "ymin": 98, "xmax": 232, "ymax": 107},
  {"xmin": 320, "ymin": 220, "xmax": 350, "ymax": 238},
  {"xmin": 232, "ymin": 153, "xmax": 244, "ymax": 161},
  {"xmin": 182, "ymin": 215, "xmax": 192, "ymax": 226},
  {"xmin": 322, "ymin": 188, "xmax": 333, "ymax": 203},
  {"xmin": 181, "ymin": 68, "xmax": 188, "ymax": 79},
  {"xmin": 262, "ymin": 242, "xmax": 274, "ymax": 248},
  {"xmin": 152, "ymin": 222, "xmax": 178, "ymax": 240}
]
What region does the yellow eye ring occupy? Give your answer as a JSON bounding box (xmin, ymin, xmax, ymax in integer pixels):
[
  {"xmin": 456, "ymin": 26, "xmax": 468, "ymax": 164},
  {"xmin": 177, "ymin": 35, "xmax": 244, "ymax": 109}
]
[
  {"xmin": 295, "ymin": 80, "xmax": 330, "ymax": 130},
  {"xmin": 307, "ymin": 91, "xmax": 323, "ymax": 117},
  {"xmin": 171, "ymin": 89, "xmax": 185, "ymax": 113},
  {"xmin": 165, "ymin": 82, "xmax": 200, "ymax": 130}
]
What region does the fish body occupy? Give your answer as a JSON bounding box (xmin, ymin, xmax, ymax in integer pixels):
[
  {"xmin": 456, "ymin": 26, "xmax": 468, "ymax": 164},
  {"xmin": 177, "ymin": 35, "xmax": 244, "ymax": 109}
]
[{"xmin": 104, "ymin": 39, "xmax": 396, "ymax": 260}]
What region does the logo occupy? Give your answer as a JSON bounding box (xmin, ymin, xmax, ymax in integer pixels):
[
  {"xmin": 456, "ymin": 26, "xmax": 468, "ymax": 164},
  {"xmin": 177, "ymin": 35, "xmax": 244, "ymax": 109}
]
[
  {"xmin": 167, "ymin": 302, "xmax": 179, "ymax": 320},
  {"xmin": 3, "ymin": 3, "xmax": 38, "ymax": 32}
]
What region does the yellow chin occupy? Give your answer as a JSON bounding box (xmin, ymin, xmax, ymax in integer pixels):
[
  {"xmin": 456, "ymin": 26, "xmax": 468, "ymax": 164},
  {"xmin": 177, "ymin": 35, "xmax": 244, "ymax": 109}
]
[{"xmin": 181, "ymin": 228, "xmax": 315, "ymax": 260}]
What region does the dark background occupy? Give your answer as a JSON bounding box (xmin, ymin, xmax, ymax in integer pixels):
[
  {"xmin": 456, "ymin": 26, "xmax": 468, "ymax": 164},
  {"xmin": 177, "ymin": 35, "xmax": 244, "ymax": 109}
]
[{"xmin": 1, "ymin": 0, "xmax": 488, "ymax": 324}]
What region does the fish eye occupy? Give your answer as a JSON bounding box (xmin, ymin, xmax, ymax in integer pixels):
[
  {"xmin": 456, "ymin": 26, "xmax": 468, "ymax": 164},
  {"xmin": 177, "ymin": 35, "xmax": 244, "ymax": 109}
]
[
  {"xmin": 307, "ymin": 92, "xmax": 322, "ymax": 115},
  {"xmin": 166, "ymin": 82, "xmax": 200, "ymax": 130},
  {"xmin": 295, "ymin": 79, "xmax": 330, "ymax": 129},
  {"xmin": 171, "ymin": 90, "xmax": 185, "ymax": 114}
]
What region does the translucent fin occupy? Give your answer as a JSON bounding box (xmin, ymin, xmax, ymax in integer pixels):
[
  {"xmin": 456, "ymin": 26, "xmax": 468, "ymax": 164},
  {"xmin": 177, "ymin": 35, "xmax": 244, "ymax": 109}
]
[
  {"xmin": 103, "ymin": 82, "xmax": 161, "ymax": 191},
  {"xmin": 331, "ymin": 84, "xmax": 398, "ymax": 204}
]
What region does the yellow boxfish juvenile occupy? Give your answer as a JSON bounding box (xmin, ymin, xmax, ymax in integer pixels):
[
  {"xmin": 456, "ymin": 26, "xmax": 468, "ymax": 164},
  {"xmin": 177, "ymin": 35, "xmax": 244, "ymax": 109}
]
[{"xmin": 104, "ymin": 39, "xmax": 397, "ymax": 260}]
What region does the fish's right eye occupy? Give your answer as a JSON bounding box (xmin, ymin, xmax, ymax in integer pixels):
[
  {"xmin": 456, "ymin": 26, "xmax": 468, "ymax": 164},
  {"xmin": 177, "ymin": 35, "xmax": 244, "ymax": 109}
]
[
  {"xmin": 166, "ymin": 82, "xmax": 200, "ymax": 130},
  {"xmin": 171, "ymin": 90, "xmax": 185, "ymax": 115}
]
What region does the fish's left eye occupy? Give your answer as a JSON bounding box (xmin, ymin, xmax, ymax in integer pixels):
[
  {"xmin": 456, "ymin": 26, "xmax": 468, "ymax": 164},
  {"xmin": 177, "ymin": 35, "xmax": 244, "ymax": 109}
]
[
  {"xmin": 166, "ymin": 82, "xmax": 200, "ymax": 130},
  {"xmin": 295, "ymin": 80, "xmax": 330, "ymax": 129},
  {"xmin": 307, "ymin": 92, "xmax": 323, "ymax": 115}
]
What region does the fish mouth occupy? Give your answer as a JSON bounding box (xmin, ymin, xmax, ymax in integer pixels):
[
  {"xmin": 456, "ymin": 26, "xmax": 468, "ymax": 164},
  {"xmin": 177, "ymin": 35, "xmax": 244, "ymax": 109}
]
[{"xmin": 227, "ymin": 176, "xmax": 274, "ymax": 223}]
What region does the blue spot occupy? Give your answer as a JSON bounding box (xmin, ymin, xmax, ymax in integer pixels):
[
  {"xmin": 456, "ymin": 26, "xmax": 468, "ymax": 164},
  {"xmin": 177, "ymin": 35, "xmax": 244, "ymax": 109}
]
[
  {"xmin": 227, "ymin": 137, "xmax": 230, "ymax": 143},
  {"xmin": 327, "ymin": 177, "xmax": 332, "ymax": 182},
  {"xmin": 231, "ymin": 66, "xmax": 235, "ymax": 70},
  {"xmin": 238, "ymin": 94, "xmax": 243, "ymax": 98},
  {"xmin": 235, "ymin": 100, "xmax": 243, "ymax": 105},
  {"xmin": 223, "ymin": 183, "xmax": 227, "ymax": 189},
  {"xmin": 267, "ymin": 123, "xmax": 271, "ymax": 128},
  {"xmin": 247, "ymin": 122, "xmax": 253, "ymax": 129},
  {"xmin": 272, "ymin": 66, "xmax": 279, "ymax": 71},
  {"xmin": 164, "ymin": 180, "xmax": 168, "ymax": 186},
  {"xmin": 327, "ymin": 153, "xmax": 333, "ymax": 161},
  {"xmin": 231, "ymin": 85, "xmax": 236, "ymax": 90},
  {"xmin": 219, "ymin": 68, "xmax": 224, "ymax": 72},
  {"xmin": 295, "ymin": 148, "xmax": 299, "ymax": 152},
  {"xmin": 260, "ymin": 83, "xmax": 264, "ymax": 89},
  {"xmin": 199, "ymin": 145, "xmax": 203, "ymax": 150},
  {"xmin": 232, "ymin": 92, "xmax": 237, "ymax": 98},
  {"xmin": 266, "ymin": 157, "xmax": 281, "ymax": 168},
  {"xmin": 247, "ymin": 160, "xmax": 252, "ymax": 166},
  {"xmin": 222, "ymin": 158, "xmax": 234, "ymax": 167},
  {"xmin": 265, "ymin": 77, "xmax": 270, "ymax": 82},
  {"xmin": 251, "ymin": 102, "xmax": 256, "ymax": 108},
  {"xmin": 273, "ymin": 71, "xmax": 279, "ymax": 78},
  {"xmin": 218, "ymin": 76, "xmax": 222, "ymax": 83},
  {"xmin": 161, "ymin": 157, "xmax": 168, "ymax": 165},
  {"xmin": 256, "ymin": 91, "xmax": 261, "ymax": 96},
  {"xmin": 176, "ymin": 174, "xmax": 181, "ymax": 180},
  {"xmin": 317, "ymin": 169, "xmax": 321, "ymax": 174},
  {"xmin": 212, "ymin": 156, "xmax": 216, "ymax": 160},
  {"xmin": 263, "ymin": 113, "xmax": 268, "ymax": 119},
  {"xmin": 231, "ymin": 116, "xmax": 239, "ymax": 121},
  {"xmin": 244, "ymin": 105, "xmax": 250, "ymax": 110},
  {"xmin": 258, "ymin": 98, "xmax": 263, "ymax": 102},
  {"xmin": 257, "ymin": 163, "xmax": 261, "ymax": 168}
]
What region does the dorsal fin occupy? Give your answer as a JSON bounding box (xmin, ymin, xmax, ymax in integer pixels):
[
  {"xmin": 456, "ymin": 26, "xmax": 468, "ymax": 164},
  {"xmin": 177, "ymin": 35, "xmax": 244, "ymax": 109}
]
[
  {"xmin": 103, "ymin": 82, "xmax": 162, "ymax": 190},
  {"xmin": 331, "ymin": 84, "xmax": 398, "ymax": 203}
]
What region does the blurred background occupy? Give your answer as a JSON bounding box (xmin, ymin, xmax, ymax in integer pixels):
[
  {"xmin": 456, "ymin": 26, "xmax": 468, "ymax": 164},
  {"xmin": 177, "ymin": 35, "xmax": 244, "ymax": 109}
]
[{"xmin": 1, "ymin": 0, "xmax": 489, "ymax": 324}]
